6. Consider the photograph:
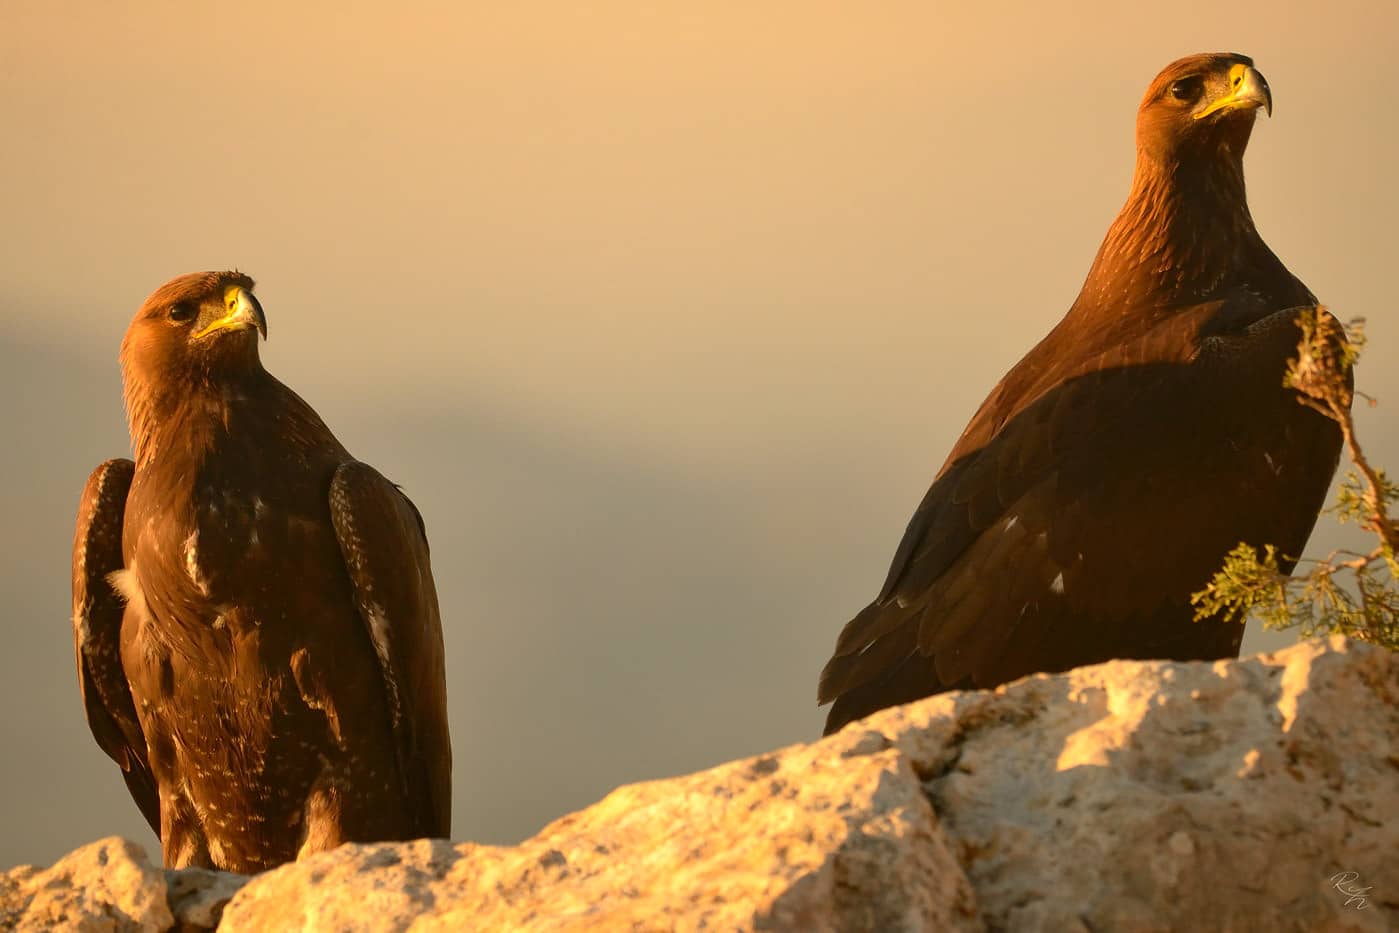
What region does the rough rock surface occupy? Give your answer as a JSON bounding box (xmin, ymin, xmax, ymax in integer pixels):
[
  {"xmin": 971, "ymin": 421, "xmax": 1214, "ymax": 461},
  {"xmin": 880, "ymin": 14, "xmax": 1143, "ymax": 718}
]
[
  {"xmin": 0, "ymin": 837, "xmax": 173, "ymax": 932},
  {"xmin": 5, "ymin": 637, "xmax": 1394, "ymax": 931},
  {"xmin": 0, "ymin": 837, "xmax": 246, "ymax": 932}
]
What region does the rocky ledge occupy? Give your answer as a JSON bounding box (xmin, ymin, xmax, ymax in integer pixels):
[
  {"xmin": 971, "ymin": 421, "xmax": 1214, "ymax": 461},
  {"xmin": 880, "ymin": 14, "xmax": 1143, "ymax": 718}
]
[{"xmin": 3, "ymin": 636, "xmax": 1394, "ymax": 932}]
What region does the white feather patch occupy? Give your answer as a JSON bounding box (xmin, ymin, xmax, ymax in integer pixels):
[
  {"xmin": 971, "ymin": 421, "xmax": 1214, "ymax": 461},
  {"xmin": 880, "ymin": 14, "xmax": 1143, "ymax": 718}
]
[
  {"xmin": 183, "ymin": 530, "xmax": 209, "ymax": 595},
  {"xmin": 366, "ymin": 605, "xmax": 401, "ymax": 727},
  {"xmin": 107, "ymin": 563, "xmax": 150, "ymax": 622}
]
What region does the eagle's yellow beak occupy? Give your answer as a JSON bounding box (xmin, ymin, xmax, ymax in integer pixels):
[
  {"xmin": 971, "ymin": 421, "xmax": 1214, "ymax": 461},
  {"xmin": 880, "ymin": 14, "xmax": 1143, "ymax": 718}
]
[
  {"xmin": 194, "ymin": 286, "xmax": 267, "ymax": 340},
  {"xmin": 1195, "ymin": 63, "xmax": 1272, "ymax": 120}
]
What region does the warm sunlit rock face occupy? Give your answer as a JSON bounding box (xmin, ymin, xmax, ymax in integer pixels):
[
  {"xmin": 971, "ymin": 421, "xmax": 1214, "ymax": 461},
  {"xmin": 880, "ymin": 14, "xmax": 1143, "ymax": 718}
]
[{"xmin": 4, "ymin": 637, "xmax": 1394, "ymax": 931}]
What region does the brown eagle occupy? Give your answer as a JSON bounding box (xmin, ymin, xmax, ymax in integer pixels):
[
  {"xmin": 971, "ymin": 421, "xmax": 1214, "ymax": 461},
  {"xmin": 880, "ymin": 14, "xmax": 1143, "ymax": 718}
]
[
  {"xmin": 71, "ymin": 272, "xmax": 451, "ymax": 872},
  {"xmin": 818, "ymin": 53, "xmax": 1346, "ymax": 734}
]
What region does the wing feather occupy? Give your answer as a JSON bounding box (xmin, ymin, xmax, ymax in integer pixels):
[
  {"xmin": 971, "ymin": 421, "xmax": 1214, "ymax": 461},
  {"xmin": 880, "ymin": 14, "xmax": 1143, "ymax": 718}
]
[
  {"xmin": 822, "ymin": 303, "xmax": 1343, "ymax": 733},
  {"xmin": 329, "ymin": 462, "xmax": 451, "ymax": 837},
  {"xmin": 72, "ymin": 458, "xmax": 159, "ymax": 832},
  {"xmin": 819, "ymin": 308, "xmax": 1240, "ymax": 732}
]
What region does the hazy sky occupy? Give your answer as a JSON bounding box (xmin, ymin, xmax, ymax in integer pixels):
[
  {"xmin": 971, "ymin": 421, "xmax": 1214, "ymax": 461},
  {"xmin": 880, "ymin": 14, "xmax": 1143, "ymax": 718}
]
[{"xmin": 3, "ymin": 3, "xmax": 1396, "ymax": 868}]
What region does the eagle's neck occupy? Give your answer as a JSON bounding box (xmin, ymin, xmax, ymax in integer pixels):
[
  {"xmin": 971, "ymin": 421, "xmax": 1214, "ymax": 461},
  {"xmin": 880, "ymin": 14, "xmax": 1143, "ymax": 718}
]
[
  {"xmin": 1076, "ymin": 146, "xmax": 1266, "ymax": 311},
  {"xmin": 125, "ymin": 367, "xmax": 266, "ymax": 470}
]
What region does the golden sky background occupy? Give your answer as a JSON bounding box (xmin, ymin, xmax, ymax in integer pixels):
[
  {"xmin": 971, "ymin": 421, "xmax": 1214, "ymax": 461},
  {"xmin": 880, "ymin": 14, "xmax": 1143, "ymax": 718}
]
[{"xmin": 3, "ymin": 3, "xmax": 1395, "ymax": 866}]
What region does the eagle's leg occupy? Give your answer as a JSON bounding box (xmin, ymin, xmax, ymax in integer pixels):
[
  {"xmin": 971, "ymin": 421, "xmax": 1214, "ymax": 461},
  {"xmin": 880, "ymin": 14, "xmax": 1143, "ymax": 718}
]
[
  {"xmin": 159, "ymin": 784, "xmax": 212, "ymax": 869},
  {"xmin": 296, "ymin": 767, "xmax": 348, "ymax": 860}
]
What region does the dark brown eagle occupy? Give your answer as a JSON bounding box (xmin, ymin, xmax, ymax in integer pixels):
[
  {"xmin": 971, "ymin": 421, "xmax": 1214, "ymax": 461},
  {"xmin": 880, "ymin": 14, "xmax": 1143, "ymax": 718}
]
[
  {"xmin": 818, "ymin": 53, "xmax": 1346, "ymax": 734},
  {"xmin": 71, "ymin": 271, "xmax": 451, "ymax": 872}
]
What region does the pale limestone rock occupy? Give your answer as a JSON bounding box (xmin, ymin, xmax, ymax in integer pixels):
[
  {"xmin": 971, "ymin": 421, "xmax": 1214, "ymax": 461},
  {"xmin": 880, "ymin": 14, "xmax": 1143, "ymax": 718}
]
[
  {"xmin": 7, "ymin": 637, "xmax": 1395, "ymax": 931},
  {"xmin": 876, "ymin": 634, "xmax": 1398, "ymax": 932},
  {"xmin": 218, "ymin": 637, "xmax": 1396, "ymax": 932},
  {"xmin": 218, "ymin": 734, "xmax": 977, "ymax": 932},
  {"xmin": 0, "ymin": 837, "xmax": 173, "ymax": 932}
]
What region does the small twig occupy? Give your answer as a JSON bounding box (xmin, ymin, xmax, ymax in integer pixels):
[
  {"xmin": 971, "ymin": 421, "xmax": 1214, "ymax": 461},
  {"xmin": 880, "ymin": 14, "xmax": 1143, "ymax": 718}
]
[
  {"xmin": 1294, "ymin": 311, "xmax": 1397, "ymax": 554},
  {"xmin": 1338, "ymin": 419, "xmax": 1399, "ymax": 553}
]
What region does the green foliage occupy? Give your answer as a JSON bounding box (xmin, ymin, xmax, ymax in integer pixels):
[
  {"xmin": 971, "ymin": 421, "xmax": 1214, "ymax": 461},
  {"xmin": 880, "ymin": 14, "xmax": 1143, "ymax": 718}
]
[{"xmin": 1192, "ymin": 308, "xmax": 1398, "ymax": 651}]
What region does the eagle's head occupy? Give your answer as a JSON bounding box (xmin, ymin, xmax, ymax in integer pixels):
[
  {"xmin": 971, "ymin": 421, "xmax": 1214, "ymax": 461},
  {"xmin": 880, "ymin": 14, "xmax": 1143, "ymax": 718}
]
[
  {"xmin": 1135, "ymin": 53, "xmax": 1272, "ymax": 167},
  {"xmin": 119, "ymin": 271, "xmax": 268, "ymax": 460},
  {"xmin": 120, "ymin": 271, "xmax": 267, "ymax": 384}
]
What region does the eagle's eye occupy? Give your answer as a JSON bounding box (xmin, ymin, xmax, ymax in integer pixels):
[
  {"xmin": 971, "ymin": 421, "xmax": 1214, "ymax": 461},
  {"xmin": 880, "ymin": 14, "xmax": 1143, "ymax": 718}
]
[
  {"xmin": 1169, "ymin": 76, "xmax": 1204, "ymax": 103},
  {"xmin": 168, "ymin": 303, "xmax": 196, "ymax": 323}
]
